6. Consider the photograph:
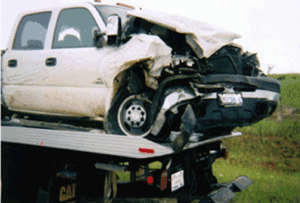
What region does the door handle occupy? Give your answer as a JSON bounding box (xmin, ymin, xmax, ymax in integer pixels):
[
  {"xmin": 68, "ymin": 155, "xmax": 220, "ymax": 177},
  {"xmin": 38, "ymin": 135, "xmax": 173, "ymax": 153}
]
[
  {"xmin": 8, "ymin": 59, "xmax": 17, "ymax": 68},
  {"xmin": 45, "ymin": 58, "xmax": 57, "ymax": 66}
]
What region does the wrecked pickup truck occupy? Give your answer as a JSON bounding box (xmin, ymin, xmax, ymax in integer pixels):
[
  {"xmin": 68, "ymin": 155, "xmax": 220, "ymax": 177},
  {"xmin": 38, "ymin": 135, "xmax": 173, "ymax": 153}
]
[{"xmin": 1, "ymin": 2, "xmax": 280, "ymax": 148}]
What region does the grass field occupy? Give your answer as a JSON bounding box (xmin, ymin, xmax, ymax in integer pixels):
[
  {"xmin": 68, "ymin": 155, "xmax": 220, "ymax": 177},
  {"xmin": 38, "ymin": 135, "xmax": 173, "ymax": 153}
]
[
  {"xmin": 270, "ymin": 74, "xmax": 300, "ymax": 109},
  {"xmin": 213, "ymin": 160, "xmax": 300, "ymax": 203}
]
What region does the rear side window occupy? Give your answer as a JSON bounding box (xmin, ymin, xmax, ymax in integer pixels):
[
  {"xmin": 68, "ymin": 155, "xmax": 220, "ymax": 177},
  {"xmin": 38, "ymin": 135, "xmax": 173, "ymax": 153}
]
[
  {"xmin": 13, "ymin": 12, "xmax": 52, "ymax": 50},
  {"xmin": 52, "ymin": 8, "xmax": 99, "ymax": 49}
]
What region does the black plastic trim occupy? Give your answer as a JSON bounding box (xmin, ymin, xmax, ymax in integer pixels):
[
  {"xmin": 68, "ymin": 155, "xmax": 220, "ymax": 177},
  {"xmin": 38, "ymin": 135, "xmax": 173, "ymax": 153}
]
[{"xmin": 200, "ymin": 74, "xmax": 280, "ymax": 93}]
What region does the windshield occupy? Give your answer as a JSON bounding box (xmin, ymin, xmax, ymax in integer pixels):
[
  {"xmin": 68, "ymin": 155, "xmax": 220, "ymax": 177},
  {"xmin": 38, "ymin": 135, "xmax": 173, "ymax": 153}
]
[{"xmin": 94, "ymin": 5, "xmax": 133, "ymax": 26}]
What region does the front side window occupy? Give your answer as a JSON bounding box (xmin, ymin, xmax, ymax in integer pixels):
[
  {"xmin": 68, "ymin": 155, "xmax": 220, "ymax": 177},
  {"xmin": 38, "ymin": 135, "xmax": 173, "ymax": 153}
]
[
  {"xmin": 13, "ymin": 12, "xmax": 52, "ymax": 50},
  {"xmin": 52, "ymin": 8, "xmax": 99, "ymax": 49}
]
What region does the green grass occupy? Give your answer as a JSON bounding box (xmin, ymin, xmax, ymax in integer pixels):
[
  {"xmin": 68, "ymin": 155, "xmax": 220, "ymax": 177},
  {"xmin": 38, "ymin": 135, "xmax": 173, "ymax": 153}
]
[
  {"xmin": 270, "ymin": 74, "xmax": 300, "ymax": 109},
  {"xmin": 224, "ymin": 123, "xmax": 300, "ymax": 172},
  {"xmin": 213, "ymin": 160, "xmax": 300, "ymax": 202},
  {"xmin": 237, "ymin": 119, "xmax": 299, "ymax": 137}
]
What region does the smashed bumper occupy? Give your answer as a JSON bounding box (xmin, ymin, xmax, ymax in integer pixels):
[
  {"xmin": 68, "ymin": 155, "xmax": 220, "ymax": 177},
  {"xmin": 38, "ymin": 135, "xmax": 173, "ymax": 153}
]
[{"xmin": 151, "ymin": 74, "xmax": 280, "ymax": 141}]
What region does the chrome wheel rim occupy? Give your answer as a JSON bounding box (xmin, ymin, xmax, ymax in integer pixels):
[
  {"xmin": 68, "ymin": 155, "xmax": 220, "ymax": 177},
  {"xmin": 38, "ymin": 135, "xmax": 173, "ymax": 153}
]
[{"xmin": 117, "ymin": 95, "xmax": 152, "ymax": 137}]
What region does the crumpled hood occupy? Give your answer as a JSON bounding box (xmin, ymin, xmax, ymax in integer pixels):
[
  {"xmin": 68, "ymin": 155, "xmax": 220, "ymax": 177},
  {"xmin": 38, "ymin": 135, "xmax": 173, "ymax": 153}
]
[{"xmin": 127, "ymin": 10, "xmax": 241, "ymax": 58}]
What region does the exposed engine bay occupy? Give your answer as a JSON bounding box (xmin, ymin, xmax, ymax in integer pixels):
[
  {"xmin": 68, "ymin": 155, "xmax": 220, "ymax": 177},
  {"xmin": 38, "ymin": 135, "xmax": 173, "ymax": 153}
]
[{"xmin": 101, "ymin": 8, "xmax": 280, "ymax": 148}]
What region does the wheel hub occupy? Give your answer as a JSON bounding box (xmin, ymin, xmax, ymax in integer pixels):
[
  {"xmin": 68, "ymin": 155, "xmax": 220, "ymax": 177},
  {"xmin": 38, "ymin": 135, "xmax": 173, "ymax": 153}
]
[
  {"xmin": 125, "ymin": 104, "xmax": 147, "ymax": 128},
  {"xmin": 118, "ymin": 94, "xmax": 152, "ymax": 137}
]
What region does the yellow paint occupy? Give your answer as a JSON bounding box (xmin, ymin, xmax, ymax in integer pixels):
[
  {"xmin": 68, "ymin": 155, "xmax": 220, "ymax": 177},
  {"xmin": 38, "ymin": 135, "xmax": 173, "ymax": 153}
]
[{"xmin": 59, "ymin": 183, "xmax": 76, "ymax": 202}]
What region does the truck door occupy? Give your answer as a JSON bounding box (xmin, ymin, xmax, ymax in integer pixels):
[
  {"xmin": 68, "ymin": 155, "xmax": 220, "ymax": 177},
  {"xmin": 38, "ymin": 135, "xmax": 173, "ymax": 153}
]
[
  {"xmin": 2, "ymin": 12, "xmax": 52, "ymax": 112},
  {"xmin": 44, "ymin": 7, "xmax": 108, "ymax": 118}
]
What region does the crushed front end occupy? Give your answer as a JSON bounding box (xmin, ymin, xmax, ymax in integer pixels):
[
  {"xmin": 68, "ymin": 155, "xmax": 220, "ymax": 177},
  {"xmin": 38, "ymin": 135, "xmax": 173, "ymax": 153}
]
[
  {"xmin": 143, "ymin": 44, "xmax": 280, "ymax": 150},
  {"xmin": 148, "ymin": 66, "xmax": 280, "ymax": 151},
  {"xmin": 100, "ymin": 5, "xmax": 281, "ymax": 147}
]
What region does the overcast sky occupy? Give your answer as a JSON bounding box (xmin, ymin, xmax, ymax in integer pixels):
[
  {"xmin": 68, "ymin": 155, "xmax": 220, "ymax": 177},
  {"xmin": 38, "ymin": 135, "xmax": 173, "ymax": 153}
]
[{"xmin": 1, "ymin": 0, "xmax": 300, "ymax": 74}]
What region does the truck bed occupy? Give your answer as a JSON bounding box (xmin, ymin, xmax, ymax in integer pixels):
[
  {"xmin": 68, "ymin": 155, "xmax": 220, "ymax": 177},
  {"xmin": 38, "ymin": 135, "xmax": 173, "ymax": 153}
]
[{"xmin": 1, "ymin": 118, "xmax": 242, "ymax": 159}]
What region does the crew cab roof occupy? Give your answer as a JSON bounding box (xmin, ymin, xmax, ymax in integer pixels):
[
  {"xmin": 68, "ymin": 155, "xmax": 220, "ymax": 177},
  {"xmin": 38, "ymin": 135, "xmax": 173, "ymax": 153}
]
[{"xmin": 9, "ymin": 2, "xmax": 241, "ymax": 58}]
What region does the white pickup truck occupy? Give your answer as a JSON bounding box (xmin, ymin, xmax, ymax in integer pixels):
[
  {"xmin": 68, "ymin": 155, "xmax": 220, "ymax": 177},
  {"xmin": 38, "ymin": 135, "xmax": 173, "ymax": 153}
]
[
  {"xmin": 1, "ymin": 2, "xmax": 280, "ymax": 150},
  {"xmin": 1, "ymin": 2, "xmax": 278, "ymax": 202}
]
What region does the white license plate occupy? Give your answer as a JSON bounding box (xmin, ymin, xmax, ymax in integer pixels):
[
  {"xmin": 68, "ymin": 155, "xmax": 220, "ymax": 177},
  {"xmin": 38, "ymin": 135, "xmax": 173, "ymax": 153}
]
[
  {"xmin": 171, "ymin": 170, "xmax": 184, "ymax": 192},
  {"xmin": 218, "ymin": 93, "xmax": 243, "ymax": 107}
]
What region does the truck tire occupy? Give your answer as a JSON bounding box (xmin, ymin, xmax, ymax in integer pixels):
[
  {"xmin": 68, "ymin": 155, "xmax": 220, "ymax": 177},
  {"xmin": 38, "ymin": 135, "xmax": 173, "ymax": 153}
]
[
  {"xmin": 104, "ymin": 87, "xmax": 170, "ymax": 141},
  {"xmin": 104, "ymin": 87, "xmax": 151, "ymax": 137}
]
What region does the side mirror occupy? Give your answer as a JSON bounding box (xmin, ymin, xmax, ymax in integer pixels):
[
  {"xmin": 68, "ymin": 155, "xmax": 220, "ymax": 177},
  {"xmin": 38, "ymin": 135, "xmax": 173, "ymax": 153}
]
[
  {"xmin": 93, "ymin": 30, "xmax": 106, "ymax": 48},
  {"xmin": 107, "ymin": 14, "xmax": 121, "ymax": 46}
]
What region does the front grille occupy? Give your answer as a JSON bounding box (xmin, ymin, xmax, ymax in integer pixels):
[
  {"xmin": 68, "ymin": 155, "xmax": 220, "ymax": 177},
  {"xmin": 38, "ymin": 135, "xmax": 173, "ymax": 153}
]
[
  {"xmin": 206, "ymin": 45, "xmax": 242, "ymax": 75},
  {"xmin": 233, "ymin": 86, "xmax": 256, "ymax": 92},
  {"xmin": 191, "ymin": 82, "xmax": 256, "ymax": 94},
  {"xmin": 196, "ymin": 87, "xmax": 225, "ymax": 93},
  {"xmin": 204, "ymin": 45, "xmax": 261, "ymax": 77}
]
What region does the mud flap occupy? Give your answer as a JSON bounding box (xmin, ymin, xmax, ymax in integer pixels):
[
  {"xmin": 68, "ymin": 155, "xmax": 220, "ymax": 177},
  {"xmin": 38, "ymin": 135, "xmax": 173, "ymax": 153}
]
[{"xmin": 171, "ymin": 104, "xmax": 196, "ymax": 153}]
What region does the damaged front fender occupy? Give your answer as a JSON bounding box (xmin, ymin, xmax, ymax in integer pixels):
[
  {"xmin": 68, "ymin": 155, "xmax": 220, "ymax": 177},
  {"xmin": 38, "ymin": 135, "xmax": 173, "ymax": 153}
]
[
  {"xmin": 102, "ymin": 34, "xmax": 172, "ymax": 88},
  {"xmin": 151, "ymin": 87, "xmax": 196, "ymax": 136},
  {"xmin": 171, "ymin": 104, "xmax": 197, "ymax": 153}
]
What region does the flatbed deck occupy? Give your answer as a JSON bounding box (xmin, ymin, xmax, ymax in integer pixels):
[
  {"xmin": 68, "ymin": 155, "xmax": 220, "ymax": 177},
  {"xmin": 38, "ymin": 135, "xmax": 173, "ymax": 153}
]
[
  {"xmin": 2, "ymin": 118, "xmax": 242, "ymax": 159},
  {"xmin": 1, "ymin": 119, "xmax": 252, "ymax": 203}
]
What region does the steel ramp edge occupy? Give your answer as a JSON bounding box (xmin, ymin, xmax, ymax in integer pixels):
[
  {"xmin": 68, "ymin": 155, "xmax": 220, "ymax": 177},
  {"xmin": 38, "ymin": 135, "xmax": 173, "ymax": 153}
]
[
  {"xmin": 1, "ymin": 125, "xmax": 242, "ymax": 159},
  {"xmin": 181, "ymin": 131, "xmax": 242, "ymax": 150},
  {"xmin": 207, "ymin": 176, "xmax": 253, "ymax": 203},
  {"xmin": 1, "ymin": 126, "xmax": 174, "ymax": 159}
]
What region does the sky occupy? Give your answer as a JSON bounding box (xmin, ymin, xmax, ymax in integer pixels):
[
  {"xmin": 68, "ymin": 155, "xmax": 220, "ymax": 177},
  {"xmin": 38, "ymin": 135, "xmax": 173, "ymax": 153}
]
[{"xmin": 1, "ymin": 0, "xmax": 300, "ymax": 74}]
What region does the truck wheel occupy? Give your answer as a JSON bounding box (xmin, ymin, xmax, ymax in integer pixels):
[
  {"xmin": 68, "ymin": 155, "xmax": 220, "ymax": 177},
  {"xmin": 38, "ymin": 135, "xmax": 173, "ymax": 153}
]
[
  {"xmin": 104, "ymin": 88, "xmax": 170, "ymax": 141},
  {"xmin": 117, "ymin": 94, "xmax": 152, "ymax": 137},
  {"xmin": 104, "ymin": 88, "xmax": 152, "ymax": 137}
]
